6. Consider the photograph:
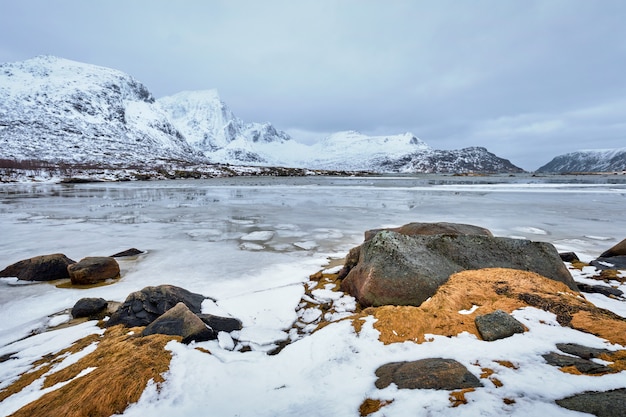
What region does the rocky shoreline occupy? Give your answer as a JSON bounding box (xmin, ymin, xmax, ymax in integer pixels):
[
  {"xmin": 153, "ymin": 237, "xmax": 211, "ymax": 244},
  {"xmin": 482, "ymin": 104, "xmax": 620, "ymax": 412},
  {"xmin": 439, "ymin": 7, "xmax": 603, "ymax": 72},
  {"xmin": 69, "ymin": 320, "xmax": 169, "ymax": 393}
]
[{"xmin": 1, "ymin": 222, "xmax": 625, "ymax": 416}]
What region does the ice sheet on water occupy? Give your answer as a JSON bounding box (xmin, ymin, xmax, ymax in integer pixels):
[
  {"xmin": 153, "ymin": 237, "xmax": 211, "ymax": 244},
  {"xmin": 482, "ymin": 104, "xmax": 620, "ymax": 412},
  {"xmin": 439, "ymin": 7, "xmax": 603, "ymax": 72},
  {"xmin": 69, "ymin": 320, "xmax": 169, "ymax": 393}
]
[{"xmin": 240, "ymin": 231, "xmax": 275, "ymax": 241}]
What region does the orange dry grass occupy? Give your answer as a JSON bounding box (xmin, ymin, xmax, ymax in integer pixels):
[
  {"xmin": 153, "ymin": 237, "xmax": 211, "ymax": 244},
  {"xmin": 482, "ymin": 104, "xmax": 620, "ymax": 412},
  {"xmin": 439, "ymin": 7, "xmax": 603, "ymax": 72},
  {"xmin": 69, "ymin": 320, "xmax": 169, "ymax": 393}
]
[
  {"xmin": 356, "ymin": 268, "xmax": 626, "ymax": 345},
  {"xmin": 7, "ymin": 325, "xmax": 178, "ymax": 417},
  {"xmin": 0, "ymin": 333, "xmax": 101, "ymax": 402},
  {"xmin": 358, "ymin": 398, "xmax": 393, "ymax": 416},
  {"xmin": 449, "ymin": 388, "xmax": 476, "ymax": 407}
]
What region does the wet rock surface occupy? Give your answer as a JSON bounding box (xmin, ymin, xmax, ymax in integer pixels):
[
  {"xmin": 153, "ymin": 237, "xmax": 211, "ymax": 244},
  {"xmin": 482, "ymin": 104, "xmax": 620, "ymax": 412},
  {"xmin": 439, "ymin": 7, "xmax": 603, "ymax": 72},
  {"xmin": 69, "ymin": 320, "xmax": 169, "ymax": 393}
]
[
  {"xmin": 0, "ymin": 253, "xmax": 76, "ymax": 281},
  {"xmin": 68, "ymin": 257, "xmax": 120, "ymax": 285}
]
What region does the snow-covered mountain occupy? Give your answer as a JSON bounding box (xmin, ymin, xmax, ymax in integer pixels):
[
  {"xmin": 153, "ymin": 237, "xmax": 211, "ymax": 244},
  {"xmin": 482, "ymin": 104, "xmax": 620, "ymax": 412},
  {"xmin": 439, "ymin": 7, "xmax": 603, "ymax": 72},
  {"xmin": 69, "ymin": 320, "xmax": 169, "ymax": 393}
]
[
  {"xmin": 1, "ymin": 56, "xmax": 524, "ymax": 174},
  {"xmin": 0, "ymin": 56, "xmax": 203, "ymax": 166},
  {"xmin": 158, "ymin": 90, "xmax": 291, "ymax": 164},
  {"xmin": 536, "ymin": 148, "xmax": 626, "ymax": 173}
]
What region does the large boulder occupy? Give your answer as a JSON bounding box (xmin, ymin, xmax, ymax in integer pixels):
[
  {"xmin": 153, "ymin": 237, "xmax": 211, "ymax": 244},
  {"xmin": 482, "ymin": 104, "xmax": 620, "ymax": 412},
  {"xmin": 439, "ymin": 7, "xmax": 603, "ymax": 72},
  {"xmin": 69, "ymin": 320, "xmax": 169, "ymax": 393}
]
[
  {"xmin": 106, "ymin": 284, "xmax": 207, "ymax": 327},
  {"xmin": 341, "ymin": 231, "xmax": 577, "ymax": 307},
  {"xmin": 339, "ymin": 222, "xmax": 492, "ymax": 280},
  {"xmin": 375, "ymin": 358, "xmax": 482, "ymax": 390},
  {"xmin": 599, "ymin": 238, "xmax": 626, "ymax": 258},
  {"xmin": 364, "ymin": 221, "xmax": 493, "ymax": 241},
  {"xmin": 0, "ymin": 253, "xmax": 76, "ymax": 281},
  {"xmin": 68, "ymin": 257, "xmax": 120, "ymax": 285},
  {"xmin": 142, "ymin": 302, "xmax": 216, "ymax": 344}
]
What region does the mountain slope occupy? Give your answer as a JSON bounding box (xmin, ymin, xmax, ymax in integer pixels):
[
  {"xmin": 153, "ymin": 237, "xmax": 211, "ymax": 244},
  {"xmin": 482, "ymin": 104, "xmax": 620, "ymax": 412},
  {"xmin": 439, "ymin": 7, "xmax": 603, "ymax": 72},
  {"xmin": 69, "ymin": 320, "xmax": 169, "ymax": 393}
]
[
  {"xmin": 158, "ymin": 90, "xmax": 291, "ymax": 164},
  {"xmin": 379, "ymin": 147, "xmax": 525, "ymax": 174},
  {"xmin": 0, "ymin": 56, "xmax": 203, "ymax": 166},
  {"xmin": 536, "ymin": 148, "xmax": 626, "ymax": 173},
  {"xmin": 1, "ymin": 56, "xmax": 525, "ymax": 174}
]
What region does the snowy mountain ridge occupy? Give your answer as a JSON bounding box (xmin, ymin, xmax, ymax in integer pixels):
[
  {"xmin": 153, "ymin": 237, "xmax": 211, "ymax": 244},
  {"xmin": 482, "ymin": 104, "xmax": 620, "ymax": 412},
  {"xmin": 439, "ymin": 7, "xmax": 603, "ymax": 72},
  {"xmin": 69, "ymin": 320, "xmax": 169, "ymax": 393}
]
[
  {"xmin": 1, "ymin": 56, "xmax": 523, "ymax": 174},
  {"xmin": 537, "ymin": 148, "xmax": 626, "ymax": 173},
  {"xmin": 0, "ymin": 56, "xmax": 203, "ymax": 166}
]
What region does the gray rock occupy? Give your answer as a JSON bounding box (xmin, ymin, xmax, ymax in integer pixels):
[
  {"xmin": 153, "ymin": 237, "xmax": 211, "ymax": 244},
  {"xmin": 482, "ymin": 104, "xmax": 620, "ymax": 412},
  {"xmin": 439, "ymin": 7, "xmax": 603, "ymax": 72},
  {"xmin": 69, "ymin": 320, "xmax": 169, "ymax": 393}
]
[
  {"xmin": 110, "ymin": 248, "xmax": 144, "ymax": 258},
  {"xmin": 339, "ymin": 222, "xmax": 492, "ymax": 280},
  {"xmin": 591, "ymin": 256, "xmax": 626, "ymax": 270},
  {"xmin": 106, "ymin": 284, "xmax": 207, "ymax": 327},
  {"xmin": 556, "ymin": 388, "xmax": 626, "ymax": 417},
  {"xmin": 0, "ymin": 253, "xmax": 76, "ymax": 281},
  {"xmin": 475, "ymin": 310, "xmax": 525, "ymax": 341},
  {"xmin": 142, "ymin": 302, "xmax": 216, "ymax": 344},
  {"xmin": 197, "ymin": 314, "xmax": 243, "ymax": 333},
  {"xmin": 72, "ymin": 297, "xmax": 108, "ymax": 319},
  {"xmin": 559, "ymin": 252, "xmax": 580, "ymax": 263},
  {"xmin": 375, "ymin": 358, "xmax": 482, "ymax": 390},
  {"xmin": 577, "ymin": 283, "xmax": 623, "ymax": 298},
  {"xmin": 556, "ymin": 343, "xmax": 613, "ymax": 359},
  {"xmin": 542, "ymin": 352, "xmax": 612, "ymax": 374},
  {"xmin": 364, "ymin": 222, "xmax": 493, "ymax": 241},
  {"xmin": 68, "ymin": 257, "xmax": 120, "ymax": 285},
  {"xmin": 341, "ymin": 231, "xmax": 577, "ymax": 307}
]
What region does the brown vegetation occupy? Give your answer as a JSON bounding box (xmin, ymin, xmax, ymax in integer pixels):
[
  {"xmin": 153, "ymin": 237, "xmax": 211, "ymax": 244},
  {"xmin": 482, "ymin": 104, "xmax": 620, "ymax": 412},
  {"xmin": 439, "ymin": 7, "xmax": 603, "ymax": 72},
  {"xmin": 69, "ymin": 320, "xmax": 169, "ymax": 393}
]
[
  {"xmin": 4, "ymin": 325, "xmax": 178, "ymax": 417},
  {"xmin": 351, "ymin": 268, "xmax": 626, "ymax": 346},
  {"xmin": 358, "ymin": 398, "xmax": 393, "ymax": 416},
  {"xmin": 449, "ymin": 388, "xmax": 476, "ymax": 407}
]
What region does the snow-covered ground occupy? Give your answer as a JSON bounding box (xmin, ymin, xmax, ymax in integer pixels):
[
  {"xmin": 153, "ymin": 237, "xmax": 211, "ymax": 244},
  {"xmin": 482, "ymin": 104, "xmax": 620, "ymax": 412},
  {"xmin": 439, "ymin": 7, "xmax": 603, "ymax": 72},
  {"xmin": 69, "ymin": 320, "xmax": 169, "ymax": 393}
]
[{"xmin": 1, "ymin": 174, "xmax": 625, "ymax": 416}]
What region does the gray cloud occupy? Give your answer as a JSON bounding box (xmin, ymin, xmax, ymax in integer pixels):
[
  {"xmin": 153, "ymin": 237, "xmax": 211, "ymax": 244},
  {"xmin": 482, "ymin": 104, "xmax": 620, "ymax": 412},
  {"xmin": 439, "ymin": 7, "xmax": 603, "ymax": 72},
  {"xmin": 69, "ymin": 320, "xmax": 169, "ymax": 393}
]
[{"xmin": 1, "ymin": 0, "xmax": 625, "ymax": 170}]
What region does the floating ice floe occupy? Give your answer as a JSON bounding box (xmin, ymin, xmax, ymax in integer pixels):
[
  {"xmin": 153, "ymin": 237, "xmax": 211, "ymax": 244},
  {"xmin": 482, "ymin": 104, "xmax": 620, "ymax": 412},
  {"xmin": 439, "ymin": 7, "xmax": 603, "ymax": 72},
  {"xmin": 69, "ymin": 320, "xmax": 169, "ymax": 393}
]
[{"xmin": 240, "ymin": 231, "xmax": 275, "ymax": 241}]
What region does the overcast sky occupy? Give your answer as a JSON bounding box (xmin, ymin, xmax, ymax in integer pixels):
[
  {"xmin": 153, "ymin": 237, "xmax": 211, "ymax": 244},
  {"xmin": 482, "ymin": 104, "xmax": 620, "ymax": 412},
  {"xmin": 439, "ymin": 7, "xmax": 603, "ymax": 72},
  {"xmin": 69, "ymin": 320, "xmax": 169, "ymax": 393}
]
[{"xmin": 1, "ymin": 0, "xmax": 625, "ymax": 170}]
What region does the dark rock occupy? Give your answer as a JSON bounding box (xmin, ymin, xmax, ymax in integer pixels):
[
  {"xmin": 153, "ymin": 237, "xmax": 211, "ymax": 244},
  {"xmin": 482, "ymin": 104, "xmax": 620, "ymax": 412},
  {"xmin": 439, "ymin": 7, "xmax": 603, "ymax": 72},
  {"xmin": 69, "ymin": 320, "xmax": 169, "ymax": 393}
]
[
  {"xmin": 0, "ymin": 352, "xmax": 16, "ymax": 363},
  {"xmin": 72, "ymin": 297, "xmax": 108, "ymax": 319},
  {"xmin": 106, "ymin": 284, "xmax": 207, "ymax": 327},
  {"xmin": 542, "ymin": 352, "xmax": 612, "ymax": 374},
  {"xmin": 556, "ymin": 388, "xmax": 626, "ymax": 417},
  {"xmin": 197, "ymin": 314, "xmax": 243, "ymax": 333},
  {"xmin": 364, "ymin": 222, "xmax": 493, "ymax": 241},
  {"xmin": 341, "ymin": 231, "xmax": 577, "ymax": 307},
  {"xmin": 142, "ymin": 302, "xmax": 216, "ymax": 344},
  {"xmin": 556, "ymin": 343, "xmax": 612, "ymax": 360},
  {"xmin": 475, "ymin": 310, "xmax": 525, "ymax": 341},
  {"xmin": 110, "ymin": 248, "xmax": 144, "ymax": 258},
  {"xmin": 68, "ymin": 257, "xmax": 120, "ymax": 285},
  {"xmin": 591, "ymin": 256, "xmax": 626, "ymax": 270},
  {"xmin": 599, "ymin": 238, "xmax": 626, "ymax": 258},
  {"xmin": 375, "ymin": 358, "xmax": 483, "ymax": 390},
  {"xmin": 0, "ymin": 253, "xmax": 76, "ymax": 281},
  {"xmin": 577, "ymin": 283, "xmax": 623, "ymax": 298},
  {"xmin": 559, "ymin": 252, "xmax": 580, "ymax": 263}
]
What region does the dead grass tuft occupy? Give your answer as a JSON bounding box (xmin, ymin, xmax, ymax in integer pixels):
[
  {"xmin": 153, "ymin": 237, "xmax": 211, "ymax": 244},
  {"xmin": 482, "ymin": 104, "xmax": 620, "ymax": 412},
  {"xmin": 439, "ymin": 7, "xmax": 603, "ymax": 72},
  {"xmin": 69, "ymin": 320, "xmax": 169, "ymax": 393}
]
[
  {"xmin": 495, "ymin": 360, "xmax": 519, "ymax": 369},
  {"xmin": 0, "ymin": 333, "xmax": 102, "ymax": 402},
  {"xmin": 352, "ymin": 268, "xmax": 626, "ymax": 346},
  {"xmin": 449, "ymin": 388, "xmax": 476, "ymax": 407},
  {"xmin": 6, "ymin": 325, "xmax": 179, "ymax": 417},
  {"xmin": 359, "ymin": 398, "xmax": 393, "ymax": 416}
]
